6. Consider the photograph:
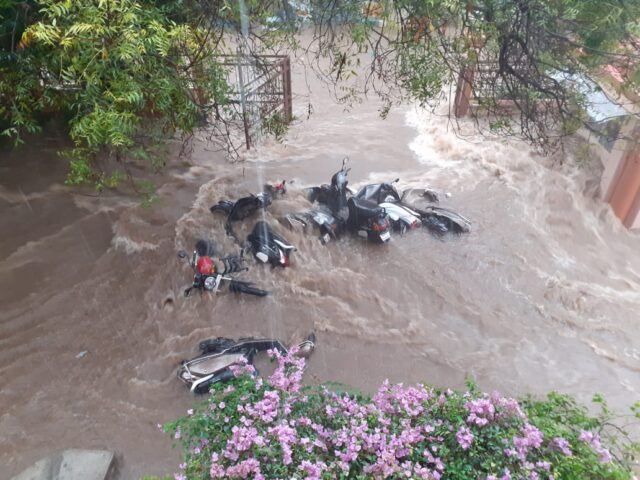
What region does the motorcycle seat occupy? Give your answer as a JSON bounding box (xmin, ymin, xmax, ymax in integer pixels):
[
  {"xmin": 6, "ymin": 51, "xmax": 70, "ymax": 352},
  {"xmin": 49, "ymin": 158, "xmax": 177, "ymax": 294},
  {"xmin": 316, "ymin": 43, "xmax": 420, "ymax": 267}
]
[
  {"xmin": 187, "ymin": 353, "xmax": 246, "ymax": 376},
  {"xmin": 348, "ymin": 197, "xmax": 383, "ymax": 218}
]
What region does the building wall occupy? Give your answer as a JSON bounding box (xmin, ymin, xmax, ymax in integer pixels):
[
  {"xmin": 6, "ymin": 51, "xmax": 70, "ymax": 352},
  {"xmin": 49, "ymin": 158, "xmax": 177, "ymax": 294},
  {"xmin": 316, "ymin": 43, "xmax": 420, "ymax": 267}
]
[
  {"xmin": 630, "ymin": 190, "xmax": 640, "ymax": 229},
  {"xmin": 589, "ymin": 116, "xmax": 640, "ymax": 230}
]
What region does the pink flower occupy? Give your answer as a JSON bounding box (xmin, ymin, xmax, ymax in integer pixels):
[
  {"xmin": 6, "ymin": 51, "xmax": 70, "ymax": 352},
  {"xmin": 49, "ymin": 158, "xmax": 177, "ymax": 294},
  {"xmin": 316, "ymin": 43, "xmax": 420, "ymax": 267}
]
[
  {"xmin": 579, "ymin": 430, "xmax": 612, "ymax": 463},
  {"xmin": 209, "ymin": 462, "xmax": 225, "ymax": 478},
  {"xmin": 225, "ymin": 458, "xmax": 261, "ymax": 477},
  {"xmin": 456, "ymin": 426, "xmax": 474, "ymax": 450},
  {"xmin": 465, "ymin": 398, "xmax": 495, "ymax": 427},
  {"xmin": 299, "ymin": 459, "xmax": 327, "ymax": 479},
  {"xmin": 551, "ymin": 437, "xmax": 572, "ymax": 456}
]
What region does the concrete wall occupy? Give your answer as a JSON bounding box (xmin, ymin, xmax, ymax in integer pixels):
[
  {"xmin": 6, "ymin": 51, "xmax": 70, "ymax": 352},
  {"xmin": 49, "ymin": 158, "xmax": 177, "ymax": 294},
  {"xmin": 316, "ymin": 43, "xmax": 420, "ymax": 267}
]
[{"xmin": 586, "ymin": 116, "xmax": 640, "ymax": 230}]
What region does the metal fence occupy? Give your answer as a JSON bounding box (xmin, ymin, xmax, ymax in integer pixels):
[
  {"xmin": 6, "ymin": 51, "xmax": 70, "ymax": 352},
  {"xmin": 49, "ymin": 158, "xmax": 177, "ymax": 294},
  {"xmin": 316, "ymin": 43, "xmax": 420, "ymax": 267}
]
[{"xmin": 218, "ymin": 54, "xmax": 292, "ymax": 149}]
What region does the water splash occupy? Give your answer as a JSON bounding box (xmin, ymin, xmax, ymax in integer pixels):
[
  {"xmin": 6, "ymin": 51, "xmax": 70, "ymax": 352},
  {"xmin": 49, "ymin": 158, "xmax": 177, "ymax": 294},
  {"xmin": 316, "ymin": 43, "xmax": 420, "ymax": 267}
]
[{"xmin": 237, "ymin": 0, "xmax": 272, "ymax": 334}]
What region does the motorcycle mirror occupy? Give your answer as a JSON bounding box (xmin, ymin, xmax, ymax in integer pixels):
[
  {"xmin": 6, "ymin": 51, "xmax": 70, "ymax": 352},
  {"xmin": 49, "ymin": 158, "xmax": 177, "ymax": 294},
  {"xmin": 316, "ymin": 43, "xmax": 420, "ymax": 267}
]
[{"xmin": 177, "ymin": 250, "xmax": 188, "ymax": 259}]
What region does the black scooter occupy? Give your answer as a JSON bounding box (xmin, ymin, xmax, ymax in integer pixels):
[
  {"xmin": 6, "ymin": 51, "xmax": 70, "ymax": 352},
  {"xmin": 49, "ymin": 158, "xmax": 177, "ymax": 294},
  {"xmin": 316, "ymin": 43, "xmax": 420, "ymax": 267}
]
[
  {"xmin": 210, "ymin": 192, "xmax": 273, "ymax": 237},
  {"xmin": 304, "ymin": 158, "xmax": 392, "ymax": 243},
  {"xmin": 282, "ymin": 205, "xmax": 344, "ymax": 244},
  {"xmin": 304, "ymin": 157, "xmax": 352, "ymax": 216},
  {"xmin": 245, "ymin": 221, "xmax": 296, "ymax": 267},
  {"xmin": 346, "ymin": 197, "xmax": 392, "ymax": 242}
]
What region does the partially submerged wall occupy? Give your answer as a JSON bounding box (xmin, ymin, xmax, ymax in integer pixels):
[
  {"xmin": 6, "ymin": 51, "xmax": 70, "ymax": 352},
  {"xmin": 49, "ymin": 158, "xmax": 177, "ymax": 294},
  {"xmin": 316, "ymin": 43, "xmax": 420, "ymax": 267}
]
[{"xmin": 584, "ymin": 116, "xmax": 640, "ymax": 230}]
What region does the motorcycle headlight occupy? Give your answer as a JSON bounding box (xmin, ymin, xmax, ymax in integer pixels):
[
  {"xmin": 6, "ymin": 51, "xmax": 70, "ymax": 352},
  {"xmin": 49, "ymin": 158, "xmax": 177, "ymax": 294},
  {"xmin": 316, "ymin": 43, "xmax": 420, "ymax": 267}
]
[{"xmin": 204, "ymin": 276, "xmax": 216, "ymax": 290}]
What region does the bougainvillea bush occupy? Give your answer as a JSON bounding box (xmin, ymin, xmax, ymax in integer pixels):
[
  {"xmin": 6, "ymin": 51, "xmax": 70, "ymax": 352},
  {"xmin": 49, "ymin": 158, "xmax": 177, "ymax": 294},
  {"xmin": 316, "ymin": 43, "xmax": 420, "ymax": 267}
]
[{"xmin": 163, "ymin": 348, "xmax": 639, "ymax": 480}]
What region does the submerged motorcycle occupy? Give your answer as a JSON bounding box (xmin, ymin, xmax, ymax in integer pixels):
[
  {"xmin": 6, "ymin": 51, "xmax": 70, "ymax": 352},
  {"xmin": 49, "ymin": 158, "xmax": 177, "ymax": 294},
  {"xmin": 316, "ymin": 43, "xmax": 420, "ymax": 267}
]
[
  {"xmin": 346, "ymin": 197, "xmax": 392, "ymax": 242},
  {"xmin": 178, "ymin": 334, "xmax": 316, "ymax": 393},
  {"xmin": 178, "ymin": 239, "xmax": 269, "ymax": 298},
  {"xmin": 210, "ymin": 192, "xmax": 273, "ymax": 237},
  {"xmin": 210, "ymin": 182, "xmax": 288, "ymax": 235},
  {"xmin": 245, "ymin": 221, "xmax": 296, "ymax": 267},
  {"xmin": 355, "ymin": 180, "xmax": 471, "ymax": 235},
  {"xmin": 263, "ymin": 180, "xmax": 288, "ymax": 198},
  {"xmin": 304, "ymin": 157, "xmax": 353, "ymax": 215},
  {"xmin": 303, "ymin": 158, "xmax": 392, "ymax": 243},
  {"xmin": 282, "ymin": 206, "xmax": 344, "ymax": 244}
]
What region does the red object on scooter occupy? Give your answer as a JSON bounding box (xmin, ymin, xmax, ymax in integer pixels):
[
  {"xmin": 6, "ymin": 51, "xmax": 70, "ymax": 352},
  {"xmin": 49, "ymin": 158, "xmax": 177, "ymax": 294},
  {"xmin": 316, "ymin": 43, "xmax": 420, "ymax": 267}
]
[{"xmin": 197, "ymin": 256, "xmax": 215, "ymax": 275}]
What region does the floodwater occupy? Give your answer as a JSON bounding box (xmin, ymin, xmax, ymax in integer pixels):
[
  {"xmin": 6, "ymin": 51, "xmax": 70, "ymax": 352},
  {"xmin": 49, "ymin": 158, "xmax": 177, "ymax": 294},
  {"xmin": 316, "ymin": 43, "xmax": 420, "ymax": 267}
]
[{"xmin": 1, "ymin": 63, "xmax": 640, "ymax": 478}]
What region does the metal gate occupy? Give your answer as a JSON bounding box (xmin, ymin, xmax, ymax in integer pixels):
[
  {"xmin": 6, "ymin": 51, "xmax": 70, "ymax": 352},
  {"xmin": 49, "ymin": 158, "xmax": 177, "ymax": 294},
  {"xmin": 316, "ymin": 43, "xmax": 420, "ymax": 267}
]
[{"xmin": 219, "ymin": 54, "xmax": 292, "ymax": 149}]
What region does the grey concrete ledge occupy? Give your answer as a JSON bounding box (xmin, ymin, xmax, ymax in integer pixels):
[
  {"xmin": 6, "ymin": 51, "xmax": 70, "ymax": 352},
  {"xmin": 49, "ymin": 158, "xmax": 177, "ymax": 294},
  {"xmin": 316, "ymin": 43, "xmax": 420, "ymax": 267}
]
[{"xmin": 12, "ymin": 449, "xmax": 114, "ymax": 480}]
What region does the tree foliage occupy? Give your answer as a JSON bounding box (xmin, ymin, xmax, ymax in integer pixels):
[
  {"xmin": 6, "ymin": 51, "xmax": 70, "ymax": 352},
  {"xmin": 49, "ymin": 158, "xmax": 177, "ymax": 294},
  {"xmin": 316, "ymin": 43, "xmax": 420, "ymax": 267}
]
[
  {"xmin": 300, "ymin": 0, "xmax": 640, "ymax": 151},
  {"xmin": 1, "ymin": 0, "xmax": 230, "ymax": 188},
  {"xmin": 2, "ymin": 0, "xmax": 640, "ymax": 188}
]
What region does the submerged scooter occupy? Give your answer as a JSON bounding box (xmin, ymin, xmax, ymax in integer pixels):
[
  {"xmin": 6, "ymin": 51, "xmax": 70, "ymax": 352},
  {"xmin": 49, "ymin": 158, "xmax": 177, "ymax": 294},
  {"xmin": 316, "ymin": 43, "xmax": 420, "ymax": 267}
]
[
  {"xmin": 346, "ymin": 197, "xmax": 392, "ymax": 242},
  {"xmin": 210, "ymin": 181, "xmax": 287, "ymax": 233},
  {"xmin": 210, "ymin": 192, "xmax": 273, "ymax": 237},
  {"xmin": 178, "ymin": 240, "xmax": 269, "ymax": 298},
  {"xmin": 304, "ymin": 157, "xmax": 353, "ymax": 216},
  {"xmin": 282, "ymin": 206, "xmax": 344, "ymax": 244},
  {"xmin": 355, "ymin": 180, "xmax": 471, "ymax": 235},
  {"xmin": 263, "ymin": 180, "xmax": 288, "ymax": 198},
  {"xmin": 304, "ymin": 158, "xmax": 392, "ymax": 243},
  {"xmin": 245, "ymin": 221, "xmax": 296, "ymax": 267},
  {"xmin": 177, "ymin": 334, "xmax": 316, "ymax": 393}
]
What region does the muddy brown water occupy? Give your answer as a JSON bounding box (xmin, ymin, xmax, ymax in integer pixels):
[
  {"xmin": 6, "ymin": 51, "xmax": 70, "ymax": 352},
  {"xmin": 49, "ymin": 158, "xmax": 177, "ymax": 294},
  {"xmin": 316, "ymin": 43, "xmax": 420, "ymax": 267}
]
[{"xmin": 1, "ymin": 73, "xmax": 640, "ymax": 478}]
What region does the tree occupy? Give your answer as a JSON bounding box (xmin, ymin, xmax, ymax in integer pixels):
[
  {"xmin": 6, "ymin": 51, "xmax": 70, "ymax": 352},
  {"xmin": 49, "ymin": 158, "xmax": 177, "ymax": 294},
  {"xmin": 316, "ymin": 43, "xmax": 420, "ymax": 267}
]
[
  {"xmin": 1, "ymin": 0, "xmax": 230, "ymax": 190},
  {"xmin": 299, "ymin": 0, "xmax": 640, "ymax": 152},
  {"xmin": 2, "ymin": 0, "xmax": 639, "ymax": 191}
]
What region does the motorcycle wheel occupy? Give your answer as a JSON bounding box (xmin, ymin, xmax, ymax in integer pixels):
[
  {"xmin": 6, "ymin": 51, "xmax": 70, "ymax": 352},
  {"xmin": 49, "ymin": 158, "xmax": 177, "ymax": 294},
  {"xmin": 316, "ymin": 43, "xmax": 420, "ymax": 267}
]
[
  {"xmin": 193, "ymin": 369, "xmax": 235, "ymax": 394},
  {"xmin": 210, "ymin": 201, "xmax": 234, "ymax": 215},
  {"xmin": 195, "ymin": 239, "xmax": 216, "ymax": 257},
  {"xmin": 229, "ymin": 280, "xmax": 269, "ymax": 297}
]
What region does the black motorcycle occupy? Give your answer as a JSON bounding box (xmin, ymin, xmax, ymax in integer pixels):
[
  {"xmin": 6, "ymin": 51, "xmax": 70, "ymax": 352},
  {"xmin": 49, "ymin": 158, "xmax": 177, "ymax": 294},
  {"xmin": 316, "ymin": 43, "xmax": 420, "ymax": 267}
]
[
  {"xmin": 304, "ymin": 157, "xmax": 353, "ymax": 216},
  {"xmin": 355, "ymin": 179, "xmax": 403, "ymax": 204},
  {"xmin": 346, "ymin": 197, "xmax": 392, "ymax": 242},
  {"xmin": 303, "ymin": 158, "xmax": 392, "ymax": 243},
  {"xmin": 263, "ymin": 180, "xmax": 288, "ymax": 198},
  {"xmin": 282, "ymin": 206, "xmax": 345, "ymax": 244},
  {"xmin": 210, "ymin": 192, "xmax": 273, "ymax": 237},
  {"xmin": 245, "ymin": 221, "xmax": 296, "ymax": 267},
  {"xmin": 178, "ymin": 240, "xmax": 269, "ymax": 298}
]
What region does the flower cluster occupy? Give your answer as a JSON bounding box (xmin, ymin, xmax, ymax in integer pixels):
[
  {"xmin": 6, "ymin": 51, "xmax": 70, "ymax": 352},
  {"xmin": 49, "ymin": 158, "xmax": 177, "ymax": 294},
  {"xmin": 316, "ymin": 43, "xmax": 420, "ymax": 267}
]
[
  {"xmin": 164, "ymin": 350, "xmax": 632, "ymax": 480},
  {"xmin": 579, "ymin": 430, "xmax": 613, "ymax": 464}
]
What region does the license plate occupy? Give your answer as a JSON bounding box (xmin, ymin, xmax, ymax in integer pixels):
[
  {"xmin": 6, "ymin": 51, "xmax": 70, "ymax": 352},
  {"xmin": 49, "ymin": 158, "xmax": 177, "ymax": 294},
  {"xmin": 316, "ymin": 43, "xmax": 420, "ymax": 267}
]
[{"xmin": 380, "ymin": 231, "xmax": 391, "ymax": 242}]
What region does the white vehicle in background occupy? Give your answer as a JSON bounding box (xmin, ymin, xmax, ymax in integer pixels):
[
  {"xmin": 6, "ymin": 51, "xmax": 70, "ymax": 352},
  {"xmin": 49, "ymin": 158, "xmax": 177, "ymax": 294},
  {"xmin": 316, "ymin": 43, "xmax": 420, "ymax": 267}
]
[
  {"xmin": 380, "ymin": 202, "xmax": 422, "ymax": 233},
  {"xmin": 355, "ymin": 180, "xmax": 471, "ymax": 236}
]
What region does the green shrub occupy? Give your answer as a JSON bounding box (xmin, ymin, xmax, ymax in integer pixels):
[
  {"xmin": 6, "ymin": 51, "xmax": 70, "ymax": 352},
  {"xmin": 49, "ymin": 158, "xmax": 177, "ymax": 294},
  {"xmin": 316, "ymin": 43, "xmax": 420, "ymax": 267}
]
[{"xmin": 162, "ymin": 350, "xmax": 638, "ymax": 479}]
